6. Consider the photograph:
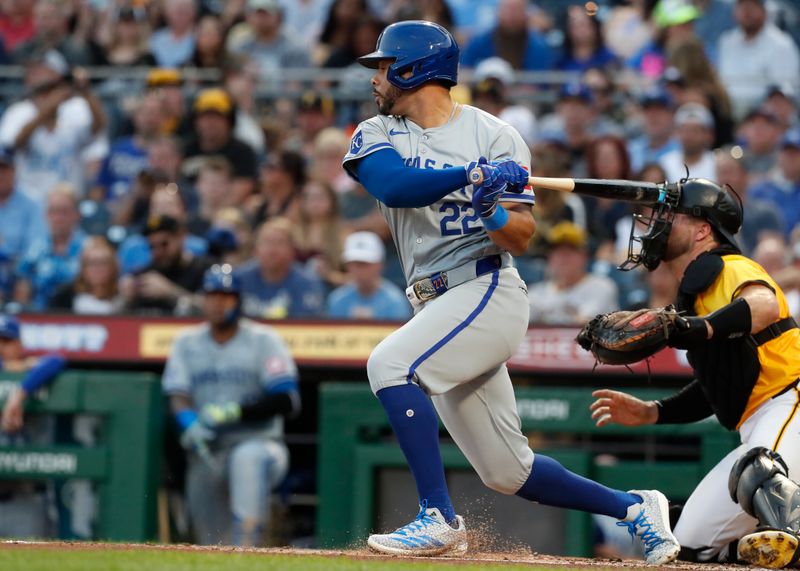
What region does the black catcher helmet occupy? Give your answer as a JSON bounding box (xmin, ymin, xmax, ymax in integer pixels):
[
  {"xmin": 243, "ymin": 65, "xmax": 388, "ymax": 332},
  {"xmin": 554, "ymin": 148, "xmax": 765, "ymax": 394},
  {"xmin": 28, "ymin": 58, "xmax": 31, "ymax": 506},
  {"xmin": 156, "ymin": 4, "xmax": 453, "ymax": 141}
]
[
  {"xmin": 672, "ymin": 178, "xmax": 743, "ymax": 250},
  {"xmin": 622, "ymin": 178, "xmax": 743, "ymax": 271}
]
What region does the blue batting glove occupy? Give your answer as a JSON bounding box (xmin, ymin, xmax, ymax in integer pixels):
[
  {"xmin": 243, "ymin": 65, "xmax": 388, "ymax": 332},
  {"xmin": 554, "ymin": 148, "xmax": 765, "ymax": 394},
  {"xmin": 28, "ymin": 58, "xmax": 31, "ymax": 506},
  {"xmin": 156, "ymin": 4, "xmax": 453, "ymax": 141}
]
[
  {"xmin": 491, "ymin": 159, "xmax": 528, "ymax": 193},
  {"xmin": 471, "ymin": 164, "xmax": 507, "ymax": 219},
  {"xmin": 464, "ymin": 156, "xmax": 488, "ymax": 180}
]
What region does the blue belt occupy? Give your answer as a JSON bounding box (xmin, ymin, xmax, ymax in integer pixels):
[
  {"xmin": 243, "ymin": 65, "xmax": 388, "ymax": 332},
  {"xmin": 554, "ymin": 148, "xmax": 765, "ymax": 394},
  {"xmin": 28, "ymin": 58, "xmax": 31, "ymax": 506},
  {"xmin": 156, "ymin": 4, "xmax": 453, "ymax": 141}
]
[{"xmin": 406, "ymin": 255, "xmax": 505, "ymax": 306}]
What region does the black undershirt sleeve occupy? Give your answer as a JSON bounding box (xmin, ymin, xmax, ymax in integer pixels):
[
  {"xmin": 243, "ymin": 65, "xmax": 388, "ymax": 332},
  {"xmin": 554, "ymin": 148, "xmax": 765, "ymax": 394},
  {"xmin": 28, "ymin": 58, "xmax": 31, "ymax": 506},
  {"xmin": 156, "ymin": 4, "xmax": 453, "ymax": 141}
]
[
  {"xmin": 655, "ymin": 380, "xmax": 715, "ymax": 424},
  {"xmin": 239, "ymin": 392, "xmax": 296, "ymax": 423}
]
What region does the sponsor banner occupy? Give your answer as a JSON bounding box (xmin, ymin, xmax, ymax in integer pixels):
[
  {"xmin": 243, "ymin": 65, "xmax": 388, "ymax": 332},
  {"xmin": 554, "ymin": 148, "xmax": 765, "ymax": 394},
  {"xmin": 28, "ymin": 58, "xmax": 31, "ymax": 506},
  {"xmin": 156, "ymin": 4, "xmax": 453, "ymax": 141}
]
[
  {"xmin": 508, "ymin": 327, "xmax": 693, "ymax": 376},
  {"xmin": 19, "ymin": 315, "xmax": 138, "ymax": 360},
  {"xmin": 274, "ymin": 324, "xmax": 398, "ymax": 363},
  {"xmin": 140, "ymin": 323, "xmax": 194, "ymax": 358},
  {"xmin": 139, "ymin": 322, "xmax": 398, "ymax": 362},
  {"xmin": 16, "ymin": 315, "xmax": 693, "ymax": 375},
  {"xmin": 0, "ymin": 451, "xmax": 77, "ymax": 475}
]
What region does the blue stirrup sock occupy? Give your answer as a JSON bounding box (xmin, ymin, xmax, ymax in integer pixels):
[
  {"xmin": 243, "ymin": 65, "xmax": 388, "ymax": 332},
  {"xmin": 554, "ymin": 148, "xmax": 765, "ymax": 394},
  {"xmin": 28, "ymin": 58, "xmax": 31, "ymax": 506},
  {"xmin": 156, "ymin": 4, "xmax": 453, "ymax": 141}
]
[
  {"xmin": 516, "ymin": 454, "xmax": 642, "ymax": 519},
  {"xmin": 376, "ymin": 384, "xmax": 457, "ymax": 524}
]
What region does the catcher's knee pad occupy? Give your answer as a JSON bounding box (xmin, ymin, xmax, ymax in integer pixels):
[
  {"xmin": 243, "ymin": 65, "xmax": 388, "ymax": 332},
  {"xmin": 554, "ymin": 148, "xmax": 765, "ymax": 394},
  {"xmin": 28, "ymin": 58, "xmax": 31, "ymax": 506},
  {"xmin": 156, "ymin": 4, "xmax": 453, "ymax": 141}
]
[{"xmin": 729, "ymin": 447, "xmax": 800, "ymax": 537}]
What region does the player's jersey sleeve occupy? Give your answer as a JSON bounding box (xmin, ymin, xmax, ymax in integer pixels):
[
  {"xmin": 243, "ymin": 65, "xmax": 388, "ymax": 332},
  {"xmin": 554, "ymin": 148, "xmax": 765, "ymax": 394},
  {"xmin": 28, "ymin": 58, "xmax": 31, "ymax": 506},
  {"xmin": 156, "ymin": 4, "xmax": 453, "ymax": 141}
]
[
  {"xmin": 257, "ymin": 327, "xmax": 299, "ymax": 395},
  {"xmin": 162, "ymin": 333, "xmax": 192, "ymax": 396},
  {"xmin": 695, "ymin": 255, "xmax": 777, "ymax": 315},
  {"xmin": 489, "ymin": 124, "xmax": 535, "ymax": 206},
  {"xmin": 342, "ymin": 117, "xmax": 393, "ymax": 182}
]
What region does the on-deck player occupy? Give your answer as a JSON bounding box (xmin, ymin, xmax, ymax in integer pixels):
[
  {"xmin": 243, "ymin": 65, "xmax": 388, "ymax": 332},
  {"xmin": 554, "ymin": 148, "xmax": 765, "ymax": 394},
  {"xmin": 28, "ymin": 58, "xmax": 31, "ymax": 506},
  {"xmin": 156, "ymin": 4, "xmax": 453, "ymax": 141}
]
[
  {"xmin": 590, "ymin": 179, "xmax": 800, "ymax": 568},
  {"xmin": 342, "ymin": 19, "xmax": 680, "ymax": 563},
  {"xmin": 163, "ymin": 264, "xmax": 300, "ymax": 546}
]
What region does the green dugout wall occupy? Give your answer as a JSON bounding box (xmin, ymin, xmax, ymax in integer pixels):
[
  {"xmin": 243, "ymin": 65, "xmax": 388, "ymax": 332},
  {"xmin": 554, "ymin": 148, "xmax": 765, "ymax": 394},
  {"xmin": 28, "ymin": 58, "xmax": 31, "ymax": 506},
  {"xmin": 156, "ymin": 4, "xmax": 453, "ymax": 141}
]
[
  {"xmin": 0, "ymin": 371, "xmax": 162, "ymax": 541},
  {"xmin": 318, "ymin": 383, "xmax": 739, "ymax": 555}
]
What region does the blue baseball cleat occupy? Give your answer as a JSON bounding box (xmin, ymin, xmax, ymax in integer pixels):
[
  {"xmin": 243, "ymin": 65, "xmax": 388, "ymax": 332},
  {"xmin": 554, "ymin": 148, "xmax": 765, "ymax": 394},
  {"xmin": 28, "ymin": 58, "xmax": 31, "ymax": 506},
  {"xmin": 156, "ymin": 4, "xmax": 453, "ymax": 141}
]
[
  {"xmin": 618, "ymin": 490, "xmax": 681, "ymax": 565},
  {"xmin": 367, "ymin": 503, "xmax": 467, "ymax": 556}
]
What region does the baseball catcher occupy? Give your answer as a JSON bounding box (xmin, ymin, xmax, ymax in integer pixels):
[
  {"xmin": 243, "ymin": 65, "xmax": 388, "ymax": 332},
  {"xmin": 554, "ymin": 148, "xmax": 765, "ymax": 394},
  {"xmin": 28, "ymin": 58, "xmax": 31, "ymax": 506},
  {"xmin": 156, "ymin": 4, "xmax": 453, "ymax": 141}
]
[{"xmin": 584, "ymin": 178, "xmax": 800, "ymax": 567}]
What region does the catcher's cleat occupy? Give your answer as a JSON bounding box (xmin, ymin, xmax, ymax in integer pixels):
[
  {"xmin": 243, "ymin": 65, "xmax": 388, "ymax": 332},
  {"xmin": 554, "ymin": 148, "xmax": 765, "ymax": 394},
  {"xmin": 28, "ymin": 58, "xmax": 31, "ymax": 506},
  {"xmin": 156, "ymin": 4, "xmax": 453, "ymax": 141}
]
[
  {"xmin": 738, "ymin": 530, "xmax": 800, "ymax": 568},
  {"xmin": 367, "ymin": 504, "xmax": 467, "ymax": 556},
  {"xmin": 618, "ymin": 490, "xmax": 681, "ymax": 565}
]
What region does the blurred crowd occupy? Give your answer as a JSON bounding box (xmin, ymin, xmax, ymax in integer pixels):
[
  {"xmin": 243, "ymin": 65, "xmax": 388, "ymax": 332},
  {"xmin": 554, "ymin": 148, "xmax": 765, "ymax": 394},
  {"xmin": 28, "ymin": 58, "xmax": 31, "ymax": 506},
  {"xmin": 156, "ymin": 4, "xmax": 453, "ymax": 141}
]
[{"xmin": 0, "ymin": 0, "xmax": 798, "ymax": 325}]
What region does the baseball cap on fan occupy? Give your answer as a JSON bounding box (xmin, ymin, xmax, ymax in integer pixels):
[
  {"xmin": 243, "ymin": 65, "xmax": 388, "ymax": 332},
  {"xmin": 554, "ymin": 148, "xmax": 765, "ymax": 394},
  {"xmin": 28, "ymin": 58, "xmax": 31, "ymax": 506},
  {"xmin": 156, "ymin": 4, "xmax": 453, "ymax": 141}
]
[
  {"xmin": 546, "ymin": 221, "xmax": 588, "ymax": 250},
  {"xmin": 342, "ymin": 232, "xmax": 385, "ymax": 264},
  {"xmin": 247, "ymin": 0, "xmax": 281, "ymax": 12},
  {"xmin": 0, "ymin": 315, "xmax": 20, "ymax": 340},
  {"xmin": 194, "ymin": 88, "xmax": 233, "ymax": 117},
  {"xmin": 639, "ymin": 88, "xmax": 673, "ymax": 108},
  {"xmin": 41, "ymin": 50, "xmax": 69, "ymax": 76},
  {"xmin": 146, "ymin": 68, "xmax": 183, "ymax": 88},
  {"xmin": 26, "ymin": 49, "xmax": 69, "ymax": 78},
  {"xmin": 766, "ymin": 83, "xmax": 798, "ymax": 105},
  {"xmin": 653, "ymin": 0, "xmax": 700, "ymax": 28},
  {"xmin": 675, "ymin": 102, "xmax": 715, "ymax": 129},
  {"xmin": 473, "ymin": 57, "xmax": 515, "ymax": 85},
  {"xmin": 782, "ymin": 129, "xmax": 800, "ymax": 149}
]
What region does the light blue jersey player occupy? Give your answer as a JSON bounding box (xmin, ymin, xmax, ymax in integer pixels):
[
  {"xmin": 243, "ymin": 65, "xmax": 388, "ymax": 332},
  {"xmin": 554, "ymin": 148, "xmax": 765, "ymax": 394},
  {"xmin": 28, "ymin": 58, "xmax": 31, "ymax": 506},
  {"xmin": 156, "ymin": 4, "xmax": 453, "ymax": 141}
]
[
  {"xmin": 342, "ymin": 20, "xmax": 680, "ymax": 563},
  {"xmin": 163, "ymin": 265, "xmax": 300, "ymax": 546}
]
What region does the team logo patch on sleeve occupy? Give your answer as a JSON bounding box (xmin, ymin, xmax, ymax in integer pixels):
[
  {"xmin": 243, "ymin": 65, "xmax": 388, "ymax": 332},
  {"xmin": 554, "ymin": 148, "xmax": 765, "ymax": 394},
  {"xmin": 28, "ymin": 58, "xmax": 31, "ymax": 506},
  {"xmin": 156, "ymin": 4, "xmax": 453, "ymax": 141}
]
[
  {"xmin": 350, "ymin": 130, "xmax": 363, "ymax": 154},
  {"xmin": 265, "ymin": 356, "xmax": 289, "ymax": 376}
]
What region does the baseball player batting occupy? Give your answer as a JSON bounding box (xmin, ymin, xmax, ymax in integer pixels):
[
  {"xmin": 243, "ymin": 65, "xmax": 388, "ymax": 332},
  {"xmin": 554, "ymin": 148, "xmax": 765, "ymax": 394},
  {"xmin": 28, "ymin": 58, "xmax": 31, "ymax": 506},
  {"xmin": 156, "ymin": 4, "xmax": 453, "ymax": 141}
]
[
  {"xmin": 162, "ymin": 264, "xmax": 300, "ymax": 546},
  {"xmin": 587, "ymin": 179, "xmax": 800, "ymax": 567},
  {"xmin": 341, "ymin": 20, "xmax": 679, "ymax": 563}
]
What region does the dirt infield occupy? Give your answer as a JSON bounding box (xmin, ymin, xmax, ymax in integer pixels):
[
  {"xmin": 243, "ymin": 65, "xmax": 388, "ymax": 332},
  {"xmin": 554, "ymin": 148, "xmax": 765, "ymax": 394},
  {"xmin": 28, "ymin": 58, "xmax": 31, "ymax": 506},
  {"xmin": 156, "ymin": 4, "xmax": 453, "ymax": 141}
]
[{"xmin": 0, "ymin": 540, "xmax": 740, "ymax": 570}]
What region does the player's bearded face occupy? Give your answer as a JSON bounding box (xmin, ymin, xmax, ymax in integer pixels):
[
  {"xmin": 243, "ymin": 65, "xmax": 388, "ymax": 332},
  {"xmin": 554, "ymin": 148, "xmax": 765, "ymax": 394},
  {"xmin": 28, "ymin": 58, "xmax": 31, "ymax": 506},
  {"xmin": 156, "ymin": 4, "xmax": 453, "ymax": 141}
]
[
  {"xmin": 376, "ymin": 84, "xmax": 403, "ymax": 115},
  {"xmin": 662, "ymin": 215, "xmax": 694, "ymax": 261},
  {"xmin": 372, "ymin": 61, "xmax": 403, "ymax": 115}
]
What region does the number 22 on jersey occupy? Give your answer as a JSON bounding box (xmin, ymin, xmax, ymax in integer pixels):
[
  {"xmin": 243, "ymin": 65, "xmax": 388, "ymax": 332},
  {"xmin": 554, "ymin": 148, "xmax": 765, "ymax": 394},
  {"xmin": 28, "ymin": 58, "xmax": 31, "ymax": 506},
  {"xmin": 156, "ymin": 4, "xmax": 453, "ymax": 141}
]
[{"xmin": 439, "ymin": 201, "xmax": 481, "ymax": 236}]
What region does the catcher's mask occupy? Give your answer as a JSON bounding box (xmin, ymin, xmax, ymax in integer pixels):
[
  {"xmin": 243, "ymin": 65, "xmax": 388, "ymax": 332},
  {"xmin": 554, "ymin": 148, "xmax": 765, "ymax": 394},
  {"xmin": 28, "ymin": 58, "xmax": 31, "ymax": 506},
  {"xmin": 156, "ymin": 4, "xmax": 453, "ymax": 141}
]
[{"xmin": 620, "ymin": 178, "xmax": 743, "ymax": 271}]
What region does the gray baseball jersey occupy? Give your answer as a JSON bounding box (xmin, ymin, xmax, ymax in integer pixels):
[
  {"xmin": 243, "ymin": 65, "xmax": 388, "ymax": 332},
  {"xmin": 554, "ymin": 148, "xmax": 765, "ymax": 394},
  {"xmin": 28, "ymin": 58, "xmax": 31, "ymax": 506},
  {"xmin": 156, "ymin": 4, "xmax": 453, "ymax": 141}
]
[
  {"xmin": 344, "ymin": 103, "xmax": 540, "ymax": 496},
  {"xmin": 163, "ymin": 318, "xmax": 298, "ymax": 440},
  {"xmin": 343, "ymin": 104, "xmax": 535, "ymax": 285}
]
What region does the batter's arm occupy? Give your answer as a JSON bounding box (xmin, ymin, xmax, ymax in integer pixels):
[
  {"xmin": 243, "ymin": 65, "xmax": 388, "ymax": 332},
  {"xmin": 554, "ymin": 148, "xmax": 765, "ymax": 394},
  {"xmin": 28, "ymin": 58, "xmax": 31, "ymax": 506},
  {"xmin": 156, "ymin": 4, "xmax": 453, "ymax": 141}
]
[
  {"xmin": 354, "ymin": 149, "xmax": 469, "ymax": 208},
  {"xmin": 485, "ymin": 203, "xmax": 536, "ymax": 256}
]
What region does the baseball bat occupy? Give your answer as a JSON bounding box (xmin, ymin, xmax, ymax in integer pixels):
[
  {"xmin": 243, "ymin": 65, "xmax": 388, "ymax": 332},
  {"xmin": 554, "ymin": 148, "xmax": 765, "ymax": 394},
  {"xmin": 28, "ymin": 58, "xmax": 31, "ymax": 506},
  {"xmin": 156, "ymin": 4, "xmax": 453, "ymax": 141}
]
[{"xmin": 468, "ymin": 168, "xmax": 667, "ymax": 204}]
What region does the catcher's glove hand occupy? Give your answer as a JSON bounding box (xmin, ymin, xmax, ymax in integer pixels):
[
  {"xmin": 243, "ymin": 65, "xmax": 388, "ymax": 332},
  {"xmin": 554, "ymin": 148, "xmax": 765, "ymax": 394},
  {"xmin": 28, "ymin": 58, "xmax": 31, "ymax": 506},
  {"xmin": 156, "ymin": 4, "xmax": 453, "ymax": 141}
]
[{"xmin": 576, "ymin": 306, "xmax": 685, "ymax": 365}]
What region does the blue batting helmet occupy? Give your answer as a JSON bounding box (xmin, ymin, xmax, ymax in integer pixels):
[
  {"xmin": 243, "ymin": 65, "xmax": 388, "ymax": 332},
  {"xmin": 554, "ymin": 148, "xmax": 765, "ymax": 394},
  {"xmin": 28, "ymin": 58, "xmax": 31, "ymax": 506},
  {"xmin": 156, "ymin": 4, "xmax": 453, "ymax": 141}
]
[
  {"xmin": 202, "ymin": 264, "xmax": 241, "ymax": 296},
  {"xmin": 0, "ymin": 315, "xmax": 20, "ymax": 340},
  {"xmin": 203, "ymin": 264, "xmax": 242, "ymax": 324},
  {"xmin": 357, "ymin": 20, "xmax": 459, "ymax": 90}
]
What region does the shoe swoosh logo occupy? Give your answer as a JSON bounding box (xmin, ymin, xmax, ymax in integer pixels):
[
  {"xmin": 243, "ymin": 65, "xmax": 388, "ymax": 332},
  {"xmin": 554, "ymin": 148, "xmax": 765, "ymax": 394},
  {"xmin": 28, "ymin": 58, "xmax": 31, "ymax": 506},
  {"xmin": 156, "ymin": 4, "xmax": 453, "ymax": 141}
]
[{"xmin": 389, "ymin": 129, "xmax": 409, "ymax": 136}]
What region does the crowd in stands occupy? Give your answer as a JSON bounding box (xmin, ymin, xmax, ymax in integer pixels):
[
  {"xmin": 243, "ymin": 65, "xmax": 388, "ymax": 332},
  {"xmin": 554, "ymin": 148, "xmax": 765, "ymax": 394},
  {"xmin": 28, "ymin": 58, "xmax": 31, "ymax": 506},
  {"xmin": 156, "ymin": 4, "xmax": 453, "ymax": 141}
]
[{"xmin": 0, "ymin": 0, "xmax": 797, "ymax": 325}]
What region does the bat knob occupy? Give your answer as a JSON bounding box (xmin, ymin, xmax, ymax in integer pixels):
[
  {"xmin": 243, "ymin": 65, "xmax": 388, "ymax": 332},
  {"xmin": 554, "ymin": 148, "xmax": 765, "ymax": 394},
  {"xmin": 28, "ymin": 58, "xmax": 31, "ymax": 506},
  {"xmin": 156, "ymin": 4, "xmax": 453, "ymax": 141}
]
[{"xmin": 468, "ymin": 168, "xmax": 484, "ymax": 185}]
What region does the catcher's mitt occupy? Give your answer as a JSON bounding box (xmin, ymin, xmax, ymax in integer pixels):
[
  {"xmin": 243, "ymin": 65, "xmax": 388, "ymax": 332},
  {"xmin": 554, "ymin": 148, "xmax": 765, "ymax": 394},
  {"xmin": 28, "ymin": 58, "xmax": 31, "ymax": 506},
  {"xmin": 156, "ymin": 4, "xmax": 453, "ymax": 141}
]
[{"xmin": 576, "ymin": 307, "xmax": 682, "ymax": 365}]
